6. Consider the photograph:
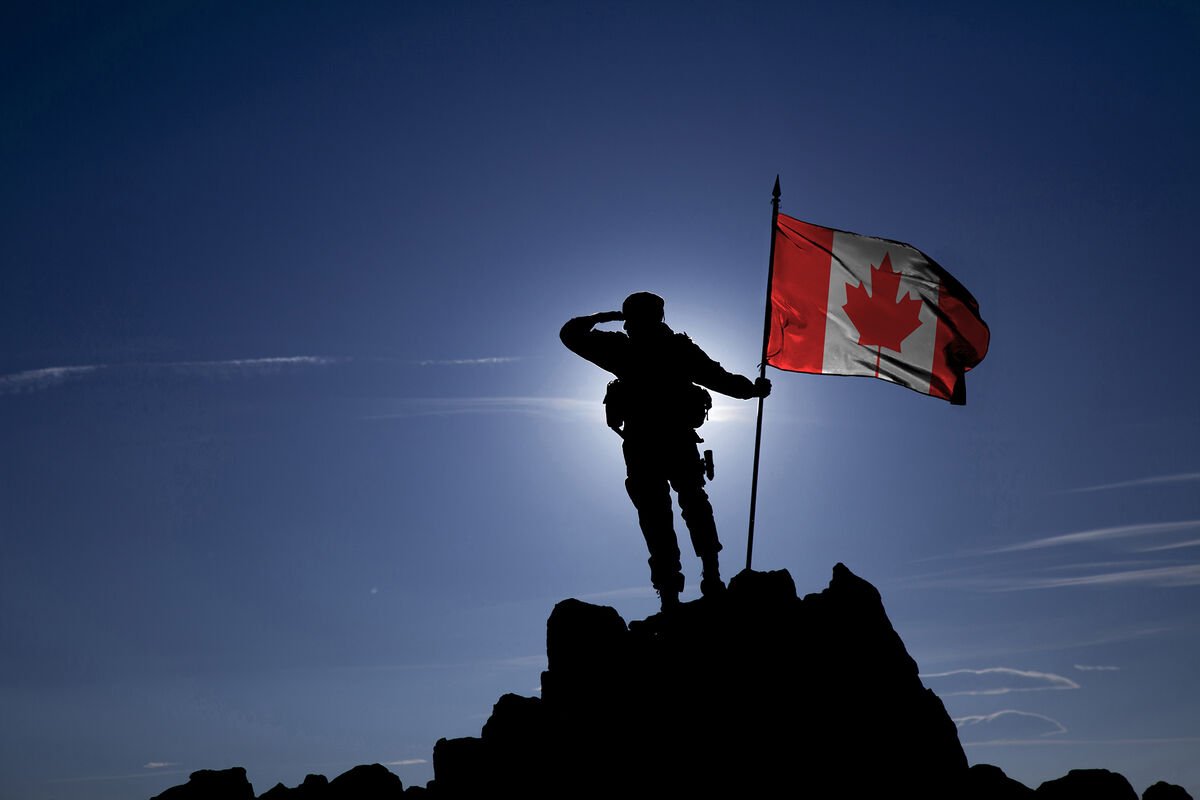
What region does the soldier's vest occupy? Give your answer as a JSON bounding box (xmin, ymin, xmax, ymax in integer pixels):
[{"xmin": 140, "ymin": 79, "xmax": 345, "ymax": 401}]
[{"xmin": 602, "ymin": 332, "xmax": 712, "ymax": 436}]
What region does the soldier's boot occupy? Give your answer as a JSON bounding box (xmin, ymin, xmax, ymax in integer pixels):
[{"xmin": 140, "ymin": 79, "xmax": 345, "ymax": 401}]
[
  {"xmin": 700, "ymin": 552, "xmax": 725, "ymax": 597},
  {"xmin": 654, "ymin": 570, "xmax": 685, "ymax": 611}
]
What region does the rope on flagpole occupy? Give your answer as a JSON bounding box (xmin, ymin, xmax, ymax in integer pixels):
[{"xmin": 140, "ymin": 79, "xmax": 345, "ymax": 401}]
[{"xmin": 746, "ymin": 176, "xmax": 780, "ymax": 571}]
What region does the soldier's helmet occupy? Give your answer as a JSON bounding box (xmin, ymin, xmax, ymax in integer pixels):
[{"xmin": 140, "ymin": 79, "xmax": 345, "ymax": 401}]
[{"xmin": 622, "ymin": 292, "xmax": 665, "ymax": 323}]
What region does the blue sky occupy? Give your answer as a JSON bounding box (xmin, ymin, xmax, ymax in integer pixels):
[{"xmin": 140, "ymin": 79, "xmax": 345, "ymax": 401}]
[{"xmin": 2, "ymin": 2, "xmax": 1199, "ymax": 798}]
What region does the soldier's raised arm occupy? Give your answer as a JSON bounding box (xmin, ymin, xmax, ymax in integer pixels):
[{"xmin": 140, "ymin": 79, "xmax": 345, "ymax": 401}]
[{"xmin": 560, "ymin": 310, "xmax": 626, "ymax": 373}]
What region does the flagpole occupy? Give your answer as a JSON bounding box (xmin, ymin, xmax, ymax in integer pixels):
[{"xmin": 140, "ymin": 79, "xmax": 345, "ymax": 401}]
[{"xmin": 746, "ymin": 175, "xmax": 780, "ymax": 571}]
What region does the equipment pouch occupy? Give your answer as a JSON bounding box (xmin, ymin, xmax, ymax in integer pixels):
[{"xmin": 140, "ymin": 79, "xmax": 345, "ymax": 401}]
[
  {"xmin": 684, "ymin": 383, "xmax": 713, "ymax": 429},
  {"xmin": 603, "ymin": 378, "xmax": 625, "ymax": 434}
]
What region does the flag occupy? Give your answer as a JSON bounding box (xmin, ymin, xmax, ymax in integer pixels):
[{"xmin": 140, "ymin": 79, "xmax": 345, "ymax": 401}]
[{"xmin": 766, "ymin": 213, "xmax": 989, "ymax": 404}]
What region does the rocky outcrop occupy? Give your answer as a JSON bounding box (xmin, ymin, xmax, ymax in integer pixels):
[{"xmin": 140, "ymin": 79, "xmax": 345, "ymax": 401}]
[
  {"xmin": 966, "ymin": 763, "xmax": 1038, "ymax": 799},
  {"xmin": 429, "ymin": 564, "xmax": 967, "ymax": 798},
  {"xmin": 1143, "ymin": 781, "xmax": 1195, "ymax": 800},
  {"xmin": 150, "ymin": 767, "xmax": 255, "ymax": 800},
  {"xmin": 147, "ymin": 564, "xmax": 1193, "ymax": 800},
  {"xmin": 253, "ymin": 764, "xmax": 410, "ymax": 800},
  {"xmin": 259, "ymin": 773, "xmax": 328, "ymax": 800},
  {"xmin": 1036, "ymin": 768, "xmax": 1138, "ymax": 799}
]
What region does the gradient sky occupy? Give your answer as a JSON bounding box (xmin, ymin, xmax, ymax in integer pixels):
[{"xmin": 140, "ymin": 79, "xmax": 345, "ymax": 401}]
[{"xmin": 3, "ymin": 2, "xmax": 1199, "ymax": 798}]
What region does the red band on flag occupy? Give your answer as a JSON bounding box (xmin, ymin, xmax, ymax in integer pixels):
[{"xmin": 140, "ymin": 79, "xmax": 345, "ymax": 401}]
[
  {"xmin": 931, "ymin": 289, "xmax": 991, "ymax": 403},
  {"xmin": 766, "ymin": 216, "xmax": 835, "ymax": 373}
]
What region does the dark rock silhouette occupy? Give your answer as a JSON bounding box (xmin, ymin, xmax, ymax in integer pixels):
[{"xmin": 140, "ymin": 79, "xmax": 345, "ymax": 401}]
[
  {"xmin": 1144, "ymin": 781, "xmax": 1195, "ymax": 800},
  {"xmin": 430, "ymin": 564, "xmax": 965, "ymax": 798},
  {"xmin": 327, "ymin": 764, "xmax": 405, "ymax": 799},
  {"xmin": 1036, "ymin": 768, "xmax": 1138, "ymax": 799},
  {"xmin": 259, "ymin": 773, "xmax": 327, "ymax": 800},
  {"xmin": 150, "ymin": 766, "xmax": 254, "ymax": 800},
  {"xmin": 148, "ymin": 564, "xmax": 1192, "ymax": 800},
  {"xmin": 252, "ymin": 764, "xmax": 410, "ymax": 800},
  {"xmin": 966, "ymin": 763, "xmax": 1037, "ymax": 799}
]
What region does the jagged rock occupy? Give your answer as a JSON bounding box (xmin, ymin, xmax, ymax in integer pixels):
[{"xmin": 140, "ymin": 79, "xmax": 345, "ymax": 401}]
[
  {"xmin": 151, "ymin": 767, "xmax": 255, "ymax": 800},
  {"xmin": 1144, "ymin": 781, "xmax": 1194, "ymax": 800},
  {"xmin": 430, "ymin": 737, "xmax": 488, "ymax": 797},
  {"xmin": 254, "ymin": 766, "xmax": 407, "ymax": 800},
  {"xmin": 430, "ymin": 564, "xmax": 967, "ymax": 798},
  {"xmin": 1036, "ymin": 768, "xmax": 1138, "ymax": 799},
  {"xmin": 256, "ymin": 777, "xmax": 326, "ymax": 800},
  {"xmin": 966, "ymin": 763, "xmax": 1036, "ymax": 798},
  {"xmin": 258, "ymin": 773, "xmax": 329, "ymax": 799},
  {"xmin": 327, "ymin": 763, "xmax": 403, "ymax": 798}
]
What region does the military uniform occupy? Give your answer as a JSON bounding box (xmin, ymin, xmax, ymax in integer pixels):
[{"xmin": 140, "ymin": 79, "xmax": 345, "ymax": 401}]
[{"xmin": 560, "ymin": 313, "xmax": 759, "ymax": 598}]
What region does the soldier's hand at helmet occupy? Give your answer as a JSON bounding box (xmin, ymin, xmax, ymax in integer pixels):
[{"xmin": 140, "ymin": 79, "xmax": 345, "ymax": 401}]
[
  {"xmin": 591, "ymin": 310, "xmax": 625, "ymax": 324},
  {"xmin": 754, "ymin": 377, "xmax": 772, "ymax": 398}
]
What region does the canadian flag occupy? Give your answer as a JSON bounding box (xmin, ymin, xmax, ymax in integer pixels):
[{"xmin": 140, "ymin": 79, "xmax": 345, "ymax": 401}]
[{"xmin": 766, "ymin": 213, "xmax": 989, "ymax": 404}]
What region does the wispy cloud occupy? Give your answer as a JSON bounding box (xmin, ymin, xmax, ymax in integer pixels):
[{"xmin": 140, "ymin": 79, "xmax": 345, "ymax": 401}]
[
  {"xmin": 143, "ymin": 762, "xmax": 179, "ymax": 769},
  {"xmin": 0, "ymin": 356, "xmax": 338, "ymax": 394},
  {"xmin": 1074, "ymin": 664, "xmax": 1120, "ymax": 672},
  {"xmin": 163, "ymin": 356, "xmax": 338, "ymax": 374},
  {"xmin": 414, "ymin": 356, "xmax": 522, "ymax": 366},
  {"xmin": 996, "ymin": 563, "xmax": 1200, "ymax": 590},
  {"xmin": 989, "ymin": 520, "xmax": 1200, "ymax": 553},
  {"xmin": 1067, "ymin": 473, "xmax": 1200, "ymax": 493},
  {"xmin": 361, "ymin": 396, "xmax": 594, "ymax": 421},
  {"xmin": 0, "ymin": 365, "xmax": 101, "ymax": 394},
  {"xmin": 1137, "ymin": 538, "xmax": 1200, "ymax": 553},
  {"xmin": 383, "ymin": 759, "xmax": 428, "ymax": 767},
  {"xmin": 954, "ymin": 709, "xmax": 1067, "ymax": 740},
  {"xmin": 922, "ymin": 563, "xmax": 1200, "ymax": 592},
  {"xmin": 922, "ymin": 667, "xmax": 1079, "ymax": 696}
]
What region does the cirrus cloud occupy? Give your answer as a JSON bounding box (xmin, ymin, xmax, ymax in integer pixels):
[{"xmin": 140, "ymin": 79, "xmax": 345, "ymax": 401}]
[{"xmin": 921, "ymin": 667, "xmax": 1079, "ymax": 696}]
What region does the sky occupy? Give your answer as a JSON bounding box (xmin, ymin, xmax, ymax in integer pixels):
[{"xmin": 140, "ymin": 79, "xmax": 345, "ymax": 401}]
[{"xmin": 2, "ymin": 1, "xmax": 1199, "ymax": 798}]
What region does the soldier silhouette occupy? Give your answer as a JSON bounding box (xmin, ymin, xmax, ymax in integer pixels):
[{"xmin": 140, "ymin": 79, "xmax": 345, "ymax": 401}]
[{"xmin": 561, "ymin": 292, "xmax": 771, "ymax": 610}]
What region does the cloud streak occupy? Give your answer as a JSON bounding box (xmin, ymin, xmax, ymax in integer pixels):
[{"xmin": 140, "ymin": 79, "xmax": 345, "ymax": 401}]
[
  {"xmin": 0, "ymin": 356, "xmax": 339, "ymax": 395},
  {"xmin": 0, "ymin": 365, "xmax": 101, "ymax": 394},
  {"xmin": 989, "ymin": 520, "xmax": 1200, "ymax": 553},
  {"xmin": 954, "ymin": 709, "xmax": 1068, "ymax": 739},
  {"xmin": 1067, "ymin": 473, "xmax": 1200, "ymax": 493},
  {"xmin": 414, "ymin": 356, "xmax": 522, "ymax": 366},
  {"xmin": 922, "ymin": 667, "xmax": 1079, "ymax": 696},
  {"xmin": 923, "ymin": 564, "xmax": 1200, "ymax": 592},
  {"xmin": 1073, "ymin": 664, "xmax": 1120, "ymax": 672},
  {"xmin": 163, "ymin": 356, "xmax": 338, "ymax": 374},
  {"xmin": 1137, "ymin": 538, "xmax": 1200, "ymax": 553},
  {"xmin": 998, "ymin": 563, "xmax": 1200, "ymax": 590}
]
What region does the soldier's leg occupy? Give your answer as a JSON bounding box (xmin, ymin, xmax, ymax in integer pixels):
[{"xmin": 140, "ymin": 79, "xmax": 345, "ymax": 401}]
[
  {"xmin": 668, "ymin": 441, "xmax": 725, "ymax": 596},
  {"xmin": 623, "ymin": 440, "xmax": 684, "ymax": 603}
]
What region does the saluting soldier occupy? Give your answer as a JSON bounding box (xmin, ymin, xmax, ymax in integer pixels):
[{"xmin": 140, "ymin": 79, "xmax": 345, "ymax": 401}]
[{"xmin": 561, "ymin": 292, "xmax": 771, "ymax": 610}]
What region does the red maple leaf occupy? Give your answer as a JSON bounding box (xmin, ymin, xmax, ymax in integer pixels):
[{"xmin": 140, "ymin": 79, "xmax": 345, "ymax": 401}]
[{"xmin": 842, "ymin": 252, "xmax": 924, "ymax": 373}]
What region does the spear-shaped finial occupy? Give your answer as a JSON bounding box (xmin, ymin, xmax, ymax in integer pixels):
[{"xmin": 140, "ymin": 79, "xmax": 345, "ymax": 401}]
[{"xmin": 772, "ymin": 175, "xmax": 781, "ymax": 202}]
